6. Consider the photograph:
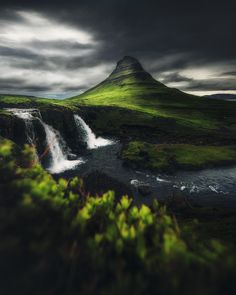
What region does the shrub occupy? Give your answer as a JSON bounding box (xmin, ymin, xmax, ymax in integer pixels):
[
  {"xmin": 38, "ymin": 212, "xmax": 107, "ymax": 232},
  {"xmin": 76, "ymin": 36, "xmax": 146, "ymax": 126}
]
[{"xmin": 0, "ymin": 139, "xmax": 236, "ymax": 295}]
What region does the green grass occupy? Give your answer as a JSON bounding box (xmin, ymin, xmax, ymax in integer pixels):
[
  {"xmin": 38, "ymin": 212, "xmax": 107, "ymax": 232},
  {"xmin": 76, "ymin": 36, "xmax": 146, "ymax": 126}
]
[
  {"xmin": 0, "ymin": 94, "xmax": 78, "ymax": 111},
  {"xmin": 122, "ymin": 141, "xmax": 236, "ymax": 172},
  {"xmin": 64, "ymin": 60, "xmax": 236, "ymax": 135},
  {"xmin": 0, "ymin": 95, "xmax": 34, "ymax": 104},
  {"xmin": 66, "ymin": 76, "xmax": 236, "ymax": 132}
]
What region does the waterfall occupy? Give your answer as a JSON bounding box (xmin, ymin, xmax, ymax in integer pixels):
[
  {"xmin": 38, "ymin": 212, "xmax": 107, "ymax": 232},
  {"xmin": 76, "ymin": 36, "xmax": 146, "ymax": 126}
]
[
  {"xmin": 38, "ymin": 120, "xmax": 84, "ymax": 174},
  {"xmin": 7, "ymin": 108, "xmax": 37, "ymax": 145},
  {"xmin": 74, "ymin": 114, "xmax": 114, "ymax": 149},
  {"xmin": 7, "ymin": 109, "xmax": 84, "ymax": 174}
]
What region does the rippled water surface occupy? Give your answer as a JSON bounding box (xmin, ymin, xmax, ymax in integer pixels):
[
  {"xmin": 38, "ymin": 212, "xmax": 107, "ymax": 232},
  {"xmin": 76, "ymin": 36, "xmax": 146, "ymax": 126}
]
[{"xmin": 59, "ymin": 142, "xmax": 236, "ymax": 208}]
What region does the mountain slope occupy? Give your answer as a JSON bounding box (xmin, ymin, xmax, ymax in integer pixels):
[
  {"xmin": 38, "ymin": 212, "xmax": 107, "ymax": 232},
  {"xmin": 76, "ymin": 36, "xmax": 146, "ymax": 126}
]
[
  {"xmin": 68, "ymin": 56, "xmax": 197, "ymax": 107},
  {"xmin": 92, "ymin": 55, "xmax": 166, "ymax": 89},
  {"xmin": 66, "ymin": 56, "xmax": 236, "ymax": 132}
]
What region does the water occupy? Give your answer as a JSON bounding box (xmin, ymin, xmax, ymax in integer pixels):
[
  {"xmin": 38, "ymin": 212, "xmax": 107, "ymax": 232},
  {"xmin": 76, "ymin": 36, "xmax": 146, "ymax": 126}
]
[
  {"xmin": 60, "ymin": 142, "xmax": 236, "ymax": 208},
  {"xmin": 7, "ymin": 108, "xmax": 83, "ymax": 174},
  {"xmin": 39, "ymin": 120, "xmax": 83, "ymax": 174},
  {"xmin": 74, "ymin": 114, "xmax": 114, "ymax": 149},
  {"xmin": 7, "ymin": 108, "xmax": 236, "ymax": 207}
]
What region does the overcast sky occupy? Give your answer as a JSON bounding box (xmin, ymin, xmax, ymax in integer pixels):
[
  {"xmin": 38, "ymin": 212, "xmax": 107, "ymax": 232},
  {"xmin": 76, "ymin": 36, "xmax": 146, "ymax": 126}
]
[{"xmin": 0, "ymin": 0, "xmax": 236, "ymax": 98}]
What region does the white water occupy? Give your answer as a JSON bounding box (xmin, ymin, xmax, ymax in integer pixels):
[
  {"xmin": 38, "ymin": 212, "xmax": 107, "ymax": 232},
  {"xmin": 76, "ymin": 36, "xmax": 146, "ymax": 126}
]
[
  {"xmin": 74, "ymin": 114, "xmax": 114, "ymax": 149},
  {"xmin": 156, "ymin": 176, "xmax": 170, "ymax": 183},
  {"xmin": 7, "ymin": 108, "xmax": 37, "ymax": 145},
  {"xmin": 7, "ymin": 109, "xmax": 83, "ymax": 174},
  {"xmin": 39, "ymin": 120, "xmax": 84, "ymax": 174}
]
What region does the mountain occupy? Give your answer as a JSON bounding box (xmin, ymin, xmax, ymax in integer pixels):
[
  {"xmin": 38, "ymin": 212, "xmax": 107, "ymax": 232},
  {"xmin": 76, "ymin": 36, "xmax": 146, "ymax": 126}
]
[
  {"xmin": 68, "ymin": 56, "xmax": 197, "ymax": 107},
  {"xmin": 203, "ymin": 94, "xmax": 236, "ymax": 101},
  {"xmin": 100, "ymin": 55, "xmax": 164, "ymax": 86},
  {"xmin": 65, "ymin": 56, "xmax": 236, "ymax": 137}
]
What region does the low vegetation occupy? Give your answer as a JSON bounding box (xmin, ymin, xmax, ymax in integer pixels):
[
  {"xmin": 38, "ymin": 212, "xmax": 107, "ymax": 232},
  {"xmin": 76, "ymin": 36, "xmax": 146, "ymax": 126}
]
[
  {"xmin": 1, "ymin": 138, "xmax": 236, "ymax": 295},
  {"xmin": 122, "ymin": 141, "xmax": 236, "ymax": 172},
  {"xmin": 0, "ymin": 94, "xmax": 78, "ymax": 111}
]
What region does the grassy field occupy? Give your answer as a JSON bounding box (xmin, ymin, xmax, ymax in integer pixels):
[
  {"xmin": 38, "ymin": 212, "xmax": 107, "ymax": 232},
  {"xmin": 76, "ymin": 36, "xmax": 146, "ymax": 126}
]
[
  {"xmin": 0, "ymin": 94, "xmax": 77, "ymax": 111},
  {"xmin": 122, "ymin": 141, "xmax": 236, "ymax": 172}
]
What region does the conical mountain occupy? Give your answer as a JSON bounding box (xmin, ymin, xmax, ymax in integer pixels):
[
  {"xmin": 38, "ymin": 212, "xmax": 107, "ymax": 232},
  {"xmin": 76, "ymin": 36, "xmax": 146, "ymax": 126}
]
[
  {"xmin": 105, "ymin": 56, "xmax": 162, "ymax": 85},
  {"xmin": 68, "ymin": 56, "xmax": 195, "ymax": 106},
  {"xmin": 65, "ymin": 57, "xmax": 235, "ymax": 143}
]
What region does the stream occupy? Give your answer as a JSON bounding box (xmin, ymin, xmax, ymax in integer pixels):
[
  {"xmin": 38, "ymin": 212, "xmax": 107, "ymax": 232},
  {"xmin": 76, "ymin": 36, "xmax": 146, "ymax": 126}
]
[
  {"xmin": 7, "ymin": 108, "xmax": 236, "ymax": 208},
  {"xmin": 59, "ymin": 141, "xmax": 236, "ymax": 208}
]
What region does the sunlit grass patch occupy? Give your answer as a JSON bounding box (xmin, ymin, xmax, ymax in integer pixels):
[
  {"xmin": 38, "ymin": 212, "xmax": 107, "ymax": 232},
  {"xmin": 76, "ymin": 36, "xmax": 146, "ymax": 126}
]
[{"xmin": 122, "ymin": 141, "xmax": 236, "ymax": 171}]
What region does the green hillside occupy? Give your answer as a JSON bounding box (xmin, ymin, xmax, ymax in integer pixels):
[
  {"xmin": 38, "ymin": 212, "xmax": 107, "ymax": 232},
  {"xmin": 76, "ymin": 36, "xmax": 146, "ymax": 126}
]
[
  {"xmin": 67, "ymin": 56, "xmax": 236, "ymax": 132},
  {"xmin": 0, "ymin": 94, "xmax": 77, "ymax": 112}
]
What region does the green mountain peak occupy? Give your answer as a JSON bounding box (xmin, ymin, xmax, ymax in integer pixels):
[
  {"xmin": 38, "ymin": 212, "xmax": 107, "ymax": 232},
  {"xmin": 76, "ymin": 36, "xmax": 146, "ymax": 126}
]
[
  {"xmin": 68, "ymin": 56, "xmax": 194, "ymax": 107},
  {"xmin": 105, "ymin": 55, "xmax": 160, "ymax": 85},
  {"xmin": 112, "ymin": 56, "xmax": 145, "ymax": 74}
]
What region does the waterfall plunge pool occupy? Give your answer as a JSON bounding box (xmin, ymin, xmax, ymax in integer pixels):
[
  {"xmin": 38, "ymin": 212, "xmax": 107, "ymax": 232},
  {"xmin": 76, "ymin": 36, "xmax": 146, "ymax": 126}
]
[{"xmin": 6, "ymin": 109, "xmax": 86, "ymax": 174}]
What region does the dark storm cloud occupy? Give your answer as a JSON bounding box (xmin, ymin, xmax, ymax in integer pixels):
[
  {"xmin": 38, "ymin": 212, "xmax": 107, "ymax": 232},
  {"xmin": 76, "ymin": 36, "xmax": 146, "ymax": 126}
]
[
  {"xmin": 36, "ymin": 0, "xmax": 235, "ymax": 61},
  {"xmin": 221, "ymin": 71, "xmax": 236, "ymax": 77},
  {"xmin": 1, "ymin": 0, "xmax": 236, "ymax": 60},
  {"xmin": 0, "ymin": 44, "xmax": 101, "ymax": 71},
  {"xmin": 0, "ymin": 80, "xmax": 52, "ymax": 92},
  {"xmin": 0, "ymin": 0, "xmax": 236, "ymax": 96},
  {"xmin": 29, "ymin": 40, "xmax": 95, "ymax": 52},
  {"xmin": 0, "ymin": 76, "xmax": 86, "ymax": 93},
  {"xmin": 0, "ymin": 77, "xmax": 28, "ymax": 87},
  {"xmin": 183, "ymin": 78, "xmax": 236, "ymax": 91},
  {"xmin": 160, "ymin": 71, "xmax": 236, "ymax": 92},
  {"xmin": 159, "ymin": 73, "xmax": 193, "ymax": 84},
  {"xmin": 0, "ymin": 46, "xmax": 40, "ymax": 60}
]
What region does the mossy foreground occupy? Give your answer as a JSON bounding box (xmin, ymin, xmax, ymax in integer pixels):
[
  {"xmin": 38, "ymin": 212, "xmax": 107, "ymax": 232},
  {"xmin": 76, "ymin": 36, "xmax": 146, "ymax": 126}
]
[
  {"xmin": 1, "ymin": 138, "xmax": 236, "ymax": 295},
  {"xmin": 122, "ymin": 141, "xmax": 236, "ymax": 172}
]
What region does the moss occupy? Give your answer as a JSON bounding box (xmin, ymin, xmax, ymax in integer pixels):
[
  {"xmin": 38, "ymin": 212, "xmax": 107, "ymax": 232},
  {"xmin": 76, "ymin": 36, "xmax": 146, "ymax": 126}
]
[
  {"xmin": 122, "ymin": 141, "xmax": 236, "ymax": 172},
  {"xmin": 1, "ymin": 138, "xmax": 236, "ymax": 294}
]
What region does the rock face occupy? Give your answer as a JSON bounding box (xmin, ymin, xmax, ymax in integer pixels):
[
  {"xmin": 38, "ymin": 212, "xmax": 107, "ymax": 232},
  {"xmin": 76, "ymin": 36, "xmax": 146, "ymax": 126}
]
[
  {"xmin": 0, "ymin": 107, "xmax": 81, "ymax": 154},
  {"xmin": 0, "ymin": 114, "xmax": 28, "ymax": 145},
  {"xmin": 39, "ymin": 108, "xmax": 80, "ymax": 153}
]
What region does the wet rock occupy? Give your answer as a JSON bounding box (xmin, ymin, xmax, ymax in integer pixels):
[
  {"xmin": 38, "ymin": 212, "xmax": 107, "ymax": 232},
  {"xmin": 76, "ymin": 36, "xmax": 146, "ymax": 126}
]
[
  {"xmin": 67, "ymin": 153, "xmax": 78, "ymax": 160},
  {"xmin": 0, "ymin": 113, "xmax": 27, "ymax": 145},
  {"xmin": 138, "ymin": 184, "xmax": 151, "ymax": 196},
  {"xmin": 83, "ymin": 170, "xmax": 133, "ymax": 200},
  {"xmin": 130, "ymin": 179, "xmax": 139, "ymax": 186},
  {"xmin": 130, "ymin": 179, "xmax": 151, "ymax": 196}
]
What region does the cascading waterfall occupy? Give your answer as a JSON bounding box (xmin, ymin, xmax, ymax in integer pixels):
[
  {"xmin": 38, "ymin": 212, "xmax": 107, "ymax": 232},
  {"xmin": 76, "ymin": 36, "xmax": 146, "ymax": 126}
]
[
  {"xmin": 38, "ymin": 120, "xmax": 84, "ymax": 174},
  {"xmin": 74, "ymin": 114, "xmax": 114, "ymax": 149},
  {"xmin": 7, "ymin": 108, "xmax": 37, "ymax": 145},
  {"xmin": 7, "ymin": 109, "xmax": 84, "ymax": 174}
]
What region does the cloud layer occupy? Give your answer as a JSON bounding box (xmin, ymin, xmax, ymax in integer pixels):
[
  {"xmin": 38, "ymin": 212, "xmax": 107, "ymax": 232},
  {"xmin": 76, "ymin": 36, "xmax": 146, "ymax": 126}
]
[{"xmin": 0, "ymin": 1, "xmax": 235, "ymax": 97}]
